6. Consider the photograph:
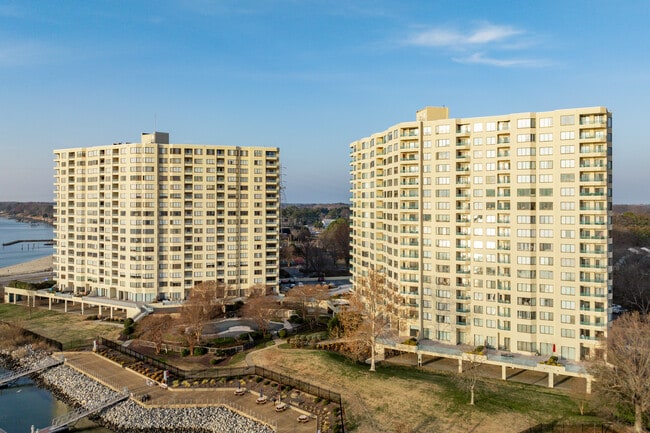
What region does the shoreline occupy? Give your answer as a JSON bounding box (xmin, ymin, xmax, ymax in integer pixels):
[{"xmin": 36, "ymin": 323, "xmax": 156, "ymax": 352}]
[
  {"xmin": 0, "ymin": 347, "xmax": 275, "ymax": 433},
  {"xmin": 0, "ymin": 254, "xmax": 53, "ymax": 278}
]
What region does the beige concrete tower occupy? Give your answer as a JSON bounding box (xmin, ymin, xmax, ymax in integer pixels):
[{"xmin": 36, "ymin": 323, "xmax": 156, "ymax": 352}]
[
  {"xmin": 350, "ymin": 106, "xmax": 612, "ymax": 362},
  {"xmin": 53, "ymin": 132, "xmax": 280, "ymax": 302}
]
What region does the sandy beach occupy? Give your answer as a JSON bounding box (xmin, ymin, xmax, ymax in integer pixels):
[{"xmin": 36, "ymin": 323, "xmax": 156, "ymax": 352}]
[{"xmin": 0, "ymin": 255, "xmax": 53, "ymax": 277}]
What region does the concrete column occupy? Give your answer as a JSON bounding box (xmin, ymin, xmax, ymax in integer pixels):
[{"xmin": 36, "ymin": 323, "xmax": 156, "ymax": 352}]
[
  {"xmin": 48, "ymin": 298, "xmax": 52, "ymax": 310},
  {"xmin": 458, "ymin": 359, "xmax": 463, "ymax": 373},
  {"xmin": 501, "ymin": 365, "xmax": 507, "ymax": 380},
  {"xmin": 98, "ymin": 305, "xmax": 102, "ymax": 317},
  {"xmin": 81, "ymin": 302, "xmax": 84, "ymax": 315},
  {"xmin": 548, "ymin": 372, "xmax": 554, "ymax": 388},
  {"xmin": 110, "ymin": 307, "xmax": 114, "ymax": 319},
  {"xmin": 586, "ymin": 378, "xmax": 592, "ymax": 394},
  {"xmin": 64, "ymin": 300, "xmax": 68, "ymax": 313},
  {"xmin": 417, "ymin": 353, "xmax": 423, "ymax": 367}
]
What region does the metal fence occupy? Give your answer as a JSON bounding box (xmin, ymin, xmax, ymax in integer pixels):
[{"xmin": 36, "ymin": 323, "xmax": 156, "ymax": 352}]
[
  {"xmin": 520, "ymin": 423, "xmax": 619, "ymax": 433},
  {"xmin": 98, "ymin": 337, "xmax": 345, "ymax": 432}
]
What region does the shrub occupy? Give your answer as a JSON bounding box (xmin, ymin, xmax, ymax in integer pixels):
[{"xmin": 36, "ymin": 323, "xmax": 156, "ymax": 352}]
[
  {"xmin": 193, "ymin": 347, "xmax": 207, "ymax": 356},
  {"xmin": 181, "ymin": 348, "xmax": 190, "ymax": 357},
  {"xmin": 210, "ymin": 358, "xmax": 220, "ymax": 365},
  {"xmin": 402, "ymin": 337, "xmax": 418, "ymax": 346},
  {"xmin": 278, "ymin": 329, "xmax": 288, "ymax": 338}
]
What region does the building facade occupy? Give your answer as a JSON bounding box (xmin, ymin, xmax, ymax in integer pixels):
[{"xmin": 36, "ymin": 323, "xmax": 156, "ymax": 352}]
[
  {"xmin": 350, "ymin": 107, "xmax": 612, "ymax": 362},
  {"xmin": 54, "ymin": 132, "xmax": 280, "ymax": 302}
]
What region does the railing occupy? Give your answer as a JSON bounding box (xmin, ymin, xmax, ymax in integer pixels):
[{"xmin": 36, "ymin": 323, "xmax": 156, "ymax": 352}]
[{"xmin": 98, "ymin": 338, "xmax": 344, "ymax": 432}]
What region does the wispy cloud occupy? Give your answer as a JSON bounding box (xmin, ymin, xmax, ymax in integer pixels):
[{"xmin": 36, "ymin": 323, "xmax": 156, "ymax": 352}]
[
  {"xmin": 453, "ymin": 52, "xmax": 549, "ymax": 68},
  {"xmin": 410, "ymin": 23, "xmax": 522, "ymax": 48},
  {"xmin": 407, "ymin": 22, "xmax": 548, "ymax": 68}
]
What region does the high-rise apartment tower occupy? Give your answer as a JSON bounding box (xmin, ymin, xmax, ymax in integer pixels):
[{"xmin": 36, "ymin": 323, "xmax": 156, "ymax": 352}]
[
  {"xmin": 54, "ymin": 132, "xmax": 280, "ymax": 302},
  {"xmin": 349, "ymin": 107, "xmax": 611, "ymax": 362}
]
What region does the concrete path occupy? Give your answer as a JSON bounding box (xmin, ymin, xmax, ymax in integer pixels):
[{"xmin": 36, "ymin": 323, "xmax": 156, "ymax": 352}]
[{"xmin": 63, "ymin": 351, "xmax": 316, "ymax": 433}]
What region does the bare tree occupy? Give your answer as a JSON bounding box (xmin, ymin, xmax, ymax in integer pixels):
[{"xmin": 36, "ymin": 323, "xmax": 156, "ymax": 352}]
[
  {"xmin": 284, "ymin": 284, "xmax": 329, "ymax": 329},
  {"xmin": 242, "ymin": 295, "xmax": 279, "ymax": 337},
  {"xmin": 337, "ymin": 270, "xmax": 400, "ymax": 371},
  {"xmin": 589, "ymin": 312, "xmax": 650, "ymax": 433},
  {"xmin": 458, "ymin": 352, "xmax": 485, "ymax": 405},
  {"xmin": 615, "ymin": 254, "xmax": 650, "ymax": 314},
  {"xmin": 140, "ymin": 314, "xmax": 173, "ymax": 354},
  {"xmin": 320, "ymin": 218, "xmax": 351, "ymax": 267},
  {"xmin": 180, "ymin": 282, "xmax": 222, "ymax": 352}
]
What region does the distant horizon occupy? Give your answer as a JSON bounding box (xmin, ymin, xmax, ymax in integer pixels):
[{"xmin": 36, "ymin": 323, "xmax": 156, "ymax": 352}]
[{"xmin": 1, "ymin": 200, "xmax": 650, "ymax": 207}]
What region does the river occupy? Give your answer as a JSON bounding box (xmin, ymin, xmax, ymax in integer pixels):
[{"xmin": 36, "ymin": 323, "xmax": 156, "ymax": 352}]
[
  {"xmin": 0, "ymin": 367, "xmax": 112, "ymax": 433},
  {"xmin": 0, "ymin": 217, "xmax": 54, "ymax": 268},
  {"xmin": 0, "ymin": 217, "xmax": 112, "ymax": 432}
]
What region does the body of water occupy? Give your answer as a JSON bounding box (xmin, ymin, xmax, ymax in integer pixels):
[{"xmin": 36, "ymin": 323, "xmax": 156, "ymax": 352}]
[
  {"xmin": 0, "ymin": 367, "xmax": 112, "ymax": 433},
  {"xmin": 0, "ymin": 217, "xmax": 54, "ymax": 268}
]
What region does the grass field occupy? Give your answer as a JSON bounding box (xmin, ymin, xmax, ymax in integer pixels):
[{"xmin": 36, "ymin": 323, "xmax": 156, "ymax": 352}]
[
  {"xmin": 0, "ymin": 303, "xmax": 122, "ymax": 349},
  {"xmin": 246, "ymin": 344, "xmax": 605, "ymax": 433},
  {"xmin": 0, "ymin": 303, "xmax": 609, "ymax": 433}
]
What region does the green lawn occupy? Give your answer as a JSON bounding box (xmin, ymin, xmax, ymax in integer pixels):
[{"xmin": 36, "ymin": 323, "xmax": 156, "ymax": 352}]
[{"xmin": 0, "ymin": 303, "xmax": 122, "ymax": 350}]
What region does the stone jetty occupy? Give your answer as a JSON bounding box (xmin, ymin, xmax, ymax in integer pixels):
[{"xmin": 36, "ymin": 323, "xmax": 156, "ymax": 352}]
[{"xmin": 3, "ymin": 346, "xmax": 274, "ymax": 433}]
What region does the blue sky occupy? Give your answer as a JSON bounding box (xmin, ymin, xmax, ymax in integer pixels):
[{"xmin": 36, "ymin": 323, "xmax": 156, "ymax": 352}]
[{"xmin": 1, "ymin": 0, "xmax": 648, "ymax": 204}]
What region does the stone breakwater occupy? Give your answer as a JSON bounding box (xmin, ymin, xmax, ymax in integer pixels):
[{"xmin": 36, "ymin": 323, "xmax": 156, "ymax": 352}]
[
  {"xmin": 2, "ymin": 346, "xmax": 274, "ymax": 433},
  {"xmin": 39, "ymin": 365, "xmax": 275, "ymax": 433}
]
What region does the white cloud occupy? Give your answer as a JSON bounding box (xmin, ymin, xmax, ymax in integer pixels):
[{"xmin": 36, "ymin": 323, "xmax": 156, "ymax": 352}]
[
  {"xmin": 407, "ymin": 22, "xmax": 548, "ymax": 68},
  {"xmin": 409, "ymin": 23, "xmax": 522, "ymax": 48},
  {"xmin": 453, "ymin": 52, "xmax": 548, "ymax": 68}
]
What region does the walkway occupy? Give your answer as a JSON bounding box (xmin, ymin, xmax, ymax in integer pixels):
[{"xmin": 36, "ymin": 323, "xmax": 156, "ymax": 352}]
[
  {"xmin": 0, "ymin": 356, "xmax": 63, "ymax": 386},
  {"xmin": 63, "ymin": 352, "xmax": 316, "ymax": 433}
]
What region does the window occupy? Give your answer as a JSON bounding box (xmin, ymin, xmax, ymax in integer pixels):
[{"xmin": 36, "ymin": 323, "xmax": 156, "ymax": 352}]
[
  {"xmin": 539, "ymin": 175, "xmax": 553, "ymax": 183},
  {"xmin": 561, "ymin": 272, "xmax": 575, "ymax": 281},
  {"xmin": 539, "ymin": 117, "xmax": 553, "ymax": 127},
  {"xmin": 560, "ymin": 131, "xmax": 575, "ymax": 140},
  {"xmin": 560, "ymin": 115, "xmax": 575, "ymax": 125},
  {"xmin": 560, "ymin": 159, "xmax": 575, "ymax": 168},
  {"xmin": 561, "ymin": 328, "xmax": 576, "ymax": 338},
  {"xmin": 540, "ymin": 325, "xmax": 554, "ymax": 335},
  {"xmin": 539, "ymin": 215, "xmax": 554, "ymax": 224},
  {"xmin": 539, "ymin": 133, "xmax": 553, "ymax": 142},
  {"xmin": 517, "ymin": 118, "xmax": 534, "ymax": 128},
  {"xmin": 561, "ymin": 145, "xmax": 575, "ymax": 153},
  {"xmin": 539, "ymin": 188, "xmax": 553, "ymax": 196},
  {"xmin": 561, "ymin": 230, "xmax": 575, "ymax": 238},
  {"xmin": 561, "ymin": 314, "xmax": 575, "ymax": 324},
  {"xmin": 518, "ymin": 134, "xmax": 535, "ymax": 143},
  {"xmin": 539, "ymin": 147, "xmax": 553, "ymax": 155},
  {"xmin": 561, "ymin": 244, "xmax": 575, "ymax": 253},
  {"xmin": 561, "ymin": 300, "xmax": 576, "ymax": 310},
  {"xmin": 436, "ymin": 139, "xmax": 450, "ymax": 147},
  {"xmin": 561, "ymin": 187, "xmax": 575, "ymax": 196},
  {"xmin": 561, "ymin": 286, "xmax": 575, "ymax": 295},
  {"xmin": 517, "ymin": 161, "xmax": 536, "ymax": 170},
  {"xmin": 561, "ymin": 216, "xmax": 575, "ymax": 224},
  {"xmin": 486, "ymin": 122, "xmax": 496, "ymax": 131},
  {"xmin": 560, "ymin": 173, "xmax": 575, "ymax": 182},
  {"xmin": 561, "ymin": 258, "xmax": 575, "ymax": 267},
  {"xmin": 436, "ymin": 124, "xmax": 450, "ymax": 134},
  {"xmin": 539, "ymin": 160, "xmax": 553, "ymax": 169}
]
